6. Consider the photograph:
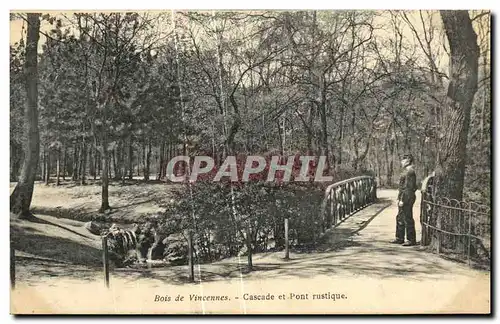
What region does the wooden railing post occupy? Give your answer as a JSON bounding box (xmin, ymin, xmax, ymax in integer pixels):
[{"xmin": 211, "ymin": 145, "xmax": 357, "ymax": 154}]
[
  {"xmin": 331, "ymin": 191, "xmax": 337, "ymax": 226},
  {"xmin": 347, "ymin": 183, "xmax": 352, "ymax": 214},
  {"xmin": 246, "ymin": 223, "xmax": 253, "ymax": 270},
  {"xmin": 284, "ymin": 218, "xmax": 290, "ymax": 260},
  {"xmin": 436, "ymin": 212, "xmax": 442, "ymax": 254},
  {"xmin": 467, "ymin": 209, "xmax": 472, "ymax": 266},
  {"xmin": 420, "ymin": 175, "xmax": 435, "ymax": 247},
  {"xmin": 420, "ymin": 195, "xmax": 427, "ymax": 247},
  {"xmin": 187, "ymin": 231, "xmax": 194, "ymax": 282},
  {"xmin": 102, "ymin": 236, "xmax": 110, "ymax": 288}
]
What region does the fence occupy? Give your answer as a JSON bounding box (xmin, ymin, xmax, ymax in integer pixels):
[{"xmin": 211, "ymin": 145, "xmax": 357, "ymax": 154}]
[
  {"xmin": 320, "ymin": 175, "xmax": 377, "ymax": 231},
  {"xmin": 420, "ymin": 175, "xmax": 491, "ymax": 267}
]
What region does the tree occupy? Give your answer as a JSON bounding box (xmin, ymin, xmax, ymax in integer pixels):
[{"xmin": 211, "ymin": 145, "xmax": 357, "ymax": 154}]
[
  {"xmin": 8, "ymin": 10, "xmax": 490, "ymax": 211},
  {"xmin": 10, "ymin": 13, "xmax": 41, "ymax": 219},
  {"xmin": 10, "ymin": 42, "xmax": 26, "ymax": 182},
  {"xmin": 434, "ymin": 11, "xmax": 480, "ymax": 200}
]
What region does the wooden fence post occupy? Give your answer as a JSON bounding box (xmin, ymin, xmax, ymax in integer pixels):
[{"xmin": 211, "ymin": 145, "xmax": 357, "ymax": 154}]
[
  {"xmin": 246, "ymin": 224, "xmax": 253, "ymax": 270},
  {"xmin": 347, "ymin": 183, "xmax": 352, "ymax": 215},
  {"xmin": 420, "ymin": 193, "xmax": 427, "ymax": 246},
  {"xmin": 467, "ymin": 209, "xmax": 472, "ymax": 266},
  {"xmin": 10, "ymin": 246, "xmax": 15, "ymax": 290},
  {"xmin": 436, "ymin": 213, "xmax": 442, "ymax": 254},
  {"xmin": 187, "ymin": 231, "xmax": 194, "ymax": 282},
  {"xmin": 102, "ymin": 236, "xmax": 109, "ymax": 288},
  {"xmin": 284, "ymin": 218, "xmax": 290, "ymax": 260}
]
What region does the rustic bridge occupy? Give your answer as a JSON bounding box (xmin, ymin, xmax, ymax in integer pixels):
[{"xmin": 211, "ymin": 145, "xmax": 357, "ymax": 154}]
[{"xmin": 317, "ymin": 174, "xmax": 490, "ymax": 267}]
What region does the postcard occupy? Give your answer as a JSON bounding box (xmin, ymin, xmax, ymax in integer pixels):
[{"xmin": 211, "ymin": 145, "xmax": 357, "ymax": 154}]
[{"xmin": 9, "ymin": 9, "xmax": 491, "ymax": 314}]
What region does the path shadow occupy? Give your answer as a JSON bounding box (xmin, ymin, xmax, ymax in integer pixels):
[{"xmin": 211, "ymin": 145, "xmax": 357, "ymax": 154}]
[
  {"xmin": 11, "ymin": 226, "xmax": 102, "ymax": 267},
  {"xmin": 109, "ymin": 245, "xmax": 455, "ymax": 286},
  {"xmin": 30, "ymin": 206, "xmax": 97, "ymax": 223},
  {"xmin": 103, "ymin": 234, "xmax": 465, "ymax": 286},
  {"xmin": 113, "ymin": 263, "xmax": 283, "ymax": 286},
  {"xmin": 15, "ymin": 260, "xmax": 99, "ymax": 283},
  {"xmin": 113, "ymin": 198, "xmax": 157, "ymax": 209},
  {"xmin": 29, "ymin": 216, "xmax": 96, "ymax": 240}
]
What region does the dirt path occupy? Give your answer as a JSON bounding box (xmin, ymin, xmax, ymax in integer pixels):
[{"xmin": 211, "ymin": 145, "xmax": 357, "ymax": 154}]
[{"xmin": 11, "ymin": 189, "xmax": 490, "ymax": 314}]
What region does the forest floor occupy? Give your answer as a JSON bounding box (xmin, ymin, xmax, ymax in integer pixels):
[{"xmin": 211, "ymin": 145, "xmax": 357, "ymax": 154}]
[
  {"xmin": 10, "ymin": 188, "xmax": 490, "ymax": 314},
  {"xmin": 9, "ymin": 178, "xmax": 179, "ymax": 224}
]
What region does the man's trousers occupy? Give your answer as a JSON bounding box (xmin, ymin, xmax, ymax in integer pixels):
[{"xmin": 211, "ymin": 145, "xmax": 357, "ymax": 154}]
[{"xmin": 396, "ymin": 196, "xmax": 416, "ymax": 243}]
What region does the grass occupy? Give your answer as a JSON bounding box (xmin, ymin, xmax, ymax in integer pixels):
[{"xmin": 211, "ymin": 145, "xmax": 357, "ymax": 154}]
[{"xmin": 10, "ymin": 178, "xmax": 181, "ymax": 224}]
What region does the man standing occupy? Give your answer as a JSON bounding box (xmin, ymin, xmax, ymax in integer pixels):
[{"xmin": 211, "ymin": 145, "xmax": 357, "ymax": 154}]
[{"xmin": 391, "ymin": 153, "xmax": 417, "ymax": 246}]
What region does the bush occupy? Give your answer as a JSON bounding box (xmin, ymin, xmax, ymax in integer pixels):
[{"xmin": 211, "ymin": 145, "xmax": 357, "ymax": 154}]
[
  {"xmin": 150, "ymin": 159, "xmax": 370, "ymax": 264},
  {"xmin": 158, "ymin": 182, "xmax": 328, "ymax": 263}
]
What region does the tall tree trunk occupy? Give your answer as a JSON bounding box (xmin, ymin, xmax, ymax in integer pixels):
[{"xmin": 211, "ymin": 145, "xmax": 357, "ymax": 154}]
[
  {"xmin": 94, "ymin": 147, "xmax": 99, "ymax": 180},
  {"xmin": 45, "ymin": 151, "xmax": 50, "ymax": 185},
  {"xmin": 10, "ymin": 13, "xmax": 41, "ymax": 219},
  {"xmin": 89, "ymin": 144, "xmax": 95, "ymax": 179},
  {"xmin": 353, "ymin": 140, "xmax": 359, "ymax": 171},
  {"xmin": 351, "ymin": 105, "xmax": 358, "ymax": 170},
  {"xmin": 118, "ymin": 140, "xmax": 125, "ymax": 185},
  {"xmin": 319, "ymin": 90, "xmax": 330, "ymax": 172},
  {"xmin": 41, "ymin": 149, "xmax": 46, "ymax": 183},
  {"xmin": 385, "ymin": 131, "xmax": 395, "ymax": 186},
  {"xmin": 108, "ymin": 158, "xmax": 112, "ymax": 180},
  {"xmin": 112, "ymin": 147, "xmax": 118, "ymax": 180},
  {"xmin": 99, "ymin": 99, "xmax": 111, "ymax": 213},
  {"xmin": 136, "ymin": 155, "xmax": 140, "ymax": 177},
  {"xmin": 141, "ymin": 138, "xmax": 146, "ymax": 180},
  {"xmin": 306, "ymin": 105, "xmax": 314, "ymax": 155},
  {"xmin": 100, "ymin": 146, "xmax": 110, "ymax": 213},
  {"xmin": 434, "ymin": 11, "xmax": 480, "ymax": 200},
  {"xmin": 144, "ymin": 138, "xmax": 151, "ymax": 181},
  {"xmin": 479, "ymin": 34, "xmax": 488, "ymax": 145},
  {"xmin": 128, "ymin": 136, "xmax": 133, "ymax": 180},
  {"xmin": 121, "ymin": 147, "xmax": 126, "ymax": 186},
  {"xmin": 80, "ymin": 140, "xmax": 87, "ymax": 185},
  {"xmin": 56, "ymin": 149, "xmax": 61, "ymax": 186},
  {"xmin": 277, "ymin": 119, "xmax": 285, "ymax": 157},
  {"xmin": 62, "ymin": 145, "xmax": 66, "ymax": 181},
  {"xmin": 116, "ymin": 141, "xmax": 123, "ymax": 180},
  {"xmin": 96, "ymin": 150, "xmax": 100, "ymax": 180},
  {"xmin": 338, "ymin": 105, "xmax": 345, "ymax": 165},
  {"xmin": 10, "ymin": 143, "xmax": 21, "ymax": 182},
  {"xmin": 166, "ymin": 142, "xmax": 173, "ymax": 177},
  {"xmin": 72, "ymin": 145, "xmax": 79, "ymax": 181},
  {"xmin": 157, "ymin": 140, "xmax": 165, "ymax": 180},
  {"xmin": 162, "ymin": 141, "xmax": 168, "ymax": 179},
  {"xmin": 120, "ymin": 142, "xmax": 124, "ymax": 181},
  {"xmin": 375, "ymin": 140, "xmax": 382, "ymax": 185}
]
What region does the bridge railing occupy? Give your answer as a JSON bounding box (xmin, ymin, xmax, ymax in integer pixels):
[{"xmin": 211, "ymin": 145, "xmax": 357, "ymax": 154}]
[
  {"xmin": 420, "ymin": 174, "xmax": 491, "ymax": 267},
  {"xmin": 320, "ymin": 175, "xmax": 377, "ymax": 232}
]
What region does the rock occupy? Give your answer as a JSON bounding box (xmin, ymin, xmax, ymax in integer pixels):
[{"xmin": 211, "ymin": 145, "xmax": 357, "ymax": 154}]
[
  {"xmin": 150, "ymin": 237, "xmax": 166, "ymax": 260},
  {"xmin": 163, "ymin": 234, "xmax": 188, "ymax": 265},
  {"xmin": 84, "ymin": 221, "xmax": 106, "ymax": 235}
]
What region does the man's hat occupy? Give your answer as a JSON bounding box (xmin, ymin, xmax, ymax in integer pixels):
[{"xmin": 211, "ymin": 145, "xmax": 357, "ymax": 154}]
[{"xmin": 401, "ymin": 153, "xmax": 414, "ymax": 163}]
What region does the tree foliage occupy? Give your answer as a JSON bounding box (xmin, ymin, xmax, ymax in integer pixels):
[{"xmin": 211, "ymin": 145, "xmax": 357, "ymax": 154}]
[{"xmin": 10, "ymin": 11, "xmax": 490, "ymax": 233}]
